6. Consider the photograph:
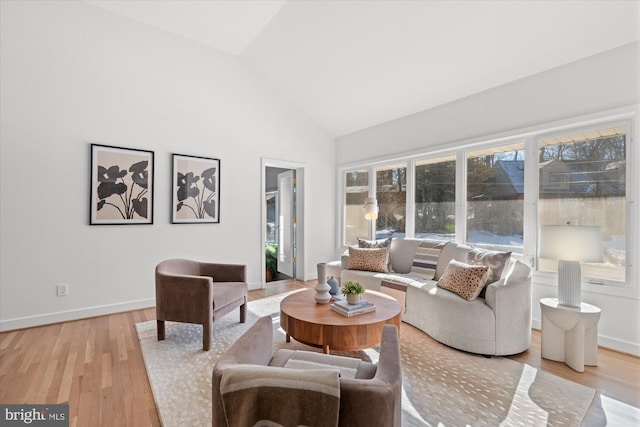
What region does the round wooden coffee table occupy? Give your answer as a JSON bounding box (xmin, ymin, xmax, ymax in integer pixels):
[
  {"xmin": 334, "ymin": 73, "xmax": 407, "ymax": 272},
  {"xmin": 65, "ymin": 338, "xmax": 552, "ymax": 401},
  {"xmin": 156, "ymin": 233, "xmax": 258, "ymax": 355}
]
[{"xmin": 280, "ymin": 289, "xmax": 402, "ymax": 354}]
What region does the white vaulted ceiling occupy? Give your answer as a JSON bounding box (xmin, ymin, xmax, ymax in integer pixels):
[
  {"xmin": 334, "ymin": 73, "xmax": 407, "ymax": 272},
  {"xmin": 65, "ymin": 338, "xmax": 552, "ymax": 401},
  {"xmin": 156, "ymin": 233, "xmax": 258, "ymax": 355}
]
[{"xmin": 85, "ymin": 0, "xmax": 640, "ymax": 137}]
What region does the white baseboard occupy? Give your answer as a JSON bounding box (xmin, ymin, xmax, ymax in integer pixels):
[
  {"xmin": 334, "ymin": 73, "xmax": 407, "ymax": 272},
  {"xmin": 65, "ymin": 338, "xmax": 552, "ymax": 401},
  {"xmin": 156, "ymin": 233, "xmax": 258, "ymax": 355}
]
[
  {"xmin": 532, "ymin": 318, "xmax": 541, "ymax": 330},
  {"xmin": 1, "ymin": 284, "xmax": 272, "ymax": 330},
  {"xmin": 247, "ymin": 281, "xmax": 263, "ymax": 291},
  {"xmin": 531, "ymin": 317, "xmax": 639, "ymax": 356},
  {"xmin": 0, "ymin": 298, "xmax": 155, "ymax": 332},
  {"xmin": 596, "ymin": 335, "xmax": 640, "ymax": 356}
]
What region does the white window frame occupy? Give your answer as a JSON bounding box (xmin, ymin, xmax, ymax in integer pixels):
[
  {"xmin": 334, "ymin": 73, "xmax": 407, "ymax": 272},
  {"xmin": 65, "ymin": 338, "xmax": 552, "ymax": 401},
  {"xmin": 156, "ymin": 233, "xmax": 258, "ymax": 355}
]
[
  {"xmin": 337, "ymin": 106, "xmax": 637, "ymax": 299},
  {"xmin": 340, "ymin": 167, "xmax": 371, "ymax": 247},
  {"xmin": 373, "ymin": 161, "xmax": 409, "ymax": 239},
  {"xmin": 413, "ymin": 153, "xmax": 458, "ymax": 240},
  {"xmin": 461, "ymin": 139, "xmax": 527, "ymax": 252}
]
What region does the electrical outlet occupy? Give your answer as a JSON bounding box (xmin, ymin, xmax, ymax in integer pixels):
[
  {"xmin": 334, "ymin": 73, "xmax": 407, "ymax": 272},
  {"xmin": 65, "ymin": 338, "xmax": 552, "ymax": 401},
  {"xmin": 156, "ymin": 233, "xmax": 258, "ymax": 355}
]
[{"xmin": 56, "ymin": 283, "xmax": 68, "ymax": 297}]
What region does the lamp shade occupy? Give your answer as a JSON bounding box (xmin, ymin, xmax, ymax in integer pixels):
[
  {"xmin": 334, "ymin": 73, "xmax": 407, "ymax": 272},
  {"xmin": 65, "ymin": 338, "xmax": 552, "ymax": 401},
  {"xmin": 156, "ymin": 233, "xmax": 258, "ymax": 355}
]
[
  {"xmin": 363, "ymin": 197, "xmax": 378, "ymax": 220},
  {"xmin": 538, "ymin": 225, "xmax": 603, "ymax": 262}
]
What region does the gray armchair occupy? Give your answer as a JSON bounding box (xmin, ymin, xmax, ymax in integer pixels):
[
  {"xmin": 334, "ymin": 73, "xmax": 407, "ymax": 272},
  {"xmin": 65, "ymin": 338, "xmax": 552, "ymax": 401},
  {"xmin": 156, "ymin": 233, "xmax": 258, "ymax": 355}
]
[
  {"xmin": 212, "ymin": 316, "xmax": 402, "ymax": 427},
  {"xmin": 155, "ymin": 259, "xmax": 248, "ymax": 351}
]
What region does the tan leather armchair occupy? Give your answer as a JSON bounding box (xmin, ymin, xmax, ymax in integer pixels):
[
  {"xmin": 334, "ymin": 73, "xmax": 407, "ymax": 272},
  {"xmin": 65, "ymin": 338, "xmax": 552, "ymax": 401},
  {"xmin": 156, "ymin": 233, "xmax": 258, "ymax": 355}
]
[
  {"xmin": 155, "ymin": 259, "xmax": 248, "ymax": 351},
  {"xmin": 212, "ymin": 316, "xmax": 402, "ymax": 427}
]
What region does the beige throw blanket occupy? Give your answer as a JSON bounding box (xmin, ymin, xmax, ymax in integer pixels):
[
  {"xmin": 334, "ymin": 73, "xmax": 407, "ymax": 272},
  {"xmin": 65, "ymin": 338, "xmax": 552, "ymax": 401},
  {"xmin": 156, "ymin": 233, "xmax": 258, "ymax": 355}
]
[
  {"xmin": 283, "ymin": 351, "xmax": 361, "ymax": 379},
  {"xmin": 220, "ymin": 365, "xmax": 340, "ymax": 427}
]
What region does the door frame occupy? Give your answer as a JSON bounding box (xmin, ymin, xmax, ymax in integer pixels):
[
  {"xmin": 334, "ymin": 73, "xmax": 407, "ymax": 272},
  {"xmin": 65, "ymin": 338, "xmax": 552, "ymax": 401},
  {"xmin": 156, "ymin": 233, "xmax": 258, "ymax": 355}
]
[
  {"xmin": 261, "ymin": 158, "xmax": 307, "ymax": 287},
  {"xmin": 276, "ymin": 169, "xmax": 295, "ymax": 278}
]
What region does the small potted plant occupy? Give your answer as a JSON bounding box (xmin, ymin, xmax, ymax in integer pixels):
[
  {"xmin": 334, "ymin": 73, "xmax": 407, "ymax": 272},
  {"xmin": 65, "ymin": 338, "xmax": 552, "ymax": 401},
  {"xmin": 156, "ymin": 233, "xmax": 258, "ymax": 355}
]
[
  {"xmin": 341, "ymin": 280, "xmax": 365, "ymax": 304},
  {"xmin": 265, "ymin": 243, "xmax": 278, "ymax": 282}
]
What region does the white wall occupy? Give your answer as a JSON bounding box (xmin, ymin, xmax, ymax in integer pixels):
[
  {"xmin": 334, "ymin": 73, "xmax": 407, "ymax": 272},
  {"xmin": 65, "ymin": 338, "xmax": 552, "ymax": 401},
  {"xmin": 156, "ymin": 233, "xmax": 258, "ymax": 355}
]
[
  {"xmin": 0, "ymin": 1, "xmax": 336, "ymax": 330},
  {"xmin": 336, "ymin": 42, "xmax": 640, "ymax": 355},
  {"xmin": 337, "ymin": 42, "xmax": 639, "ymax": 163}
]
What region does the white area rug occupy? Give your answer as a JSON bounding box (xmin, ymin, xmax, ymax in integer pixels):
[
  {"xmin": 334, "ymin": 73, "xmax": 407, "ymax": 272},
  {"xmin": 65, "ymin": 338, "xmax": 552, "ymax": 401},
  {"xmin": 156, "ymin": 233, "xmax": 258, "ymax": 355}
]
[{"xmin": 136, "ymin": 291, "xmax": 597, "ymax": 427}]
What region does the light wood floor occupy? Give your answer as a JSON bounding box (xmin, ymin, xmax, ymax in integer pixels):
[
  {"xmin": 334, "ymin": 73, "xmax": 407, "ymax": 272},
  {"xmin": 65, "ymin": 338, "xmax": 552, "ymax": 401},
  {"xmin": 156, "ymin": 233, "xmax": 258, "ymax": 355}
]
[{"xmin": 1, "ymin": 279, "xmax": 638, "ymax": 426}]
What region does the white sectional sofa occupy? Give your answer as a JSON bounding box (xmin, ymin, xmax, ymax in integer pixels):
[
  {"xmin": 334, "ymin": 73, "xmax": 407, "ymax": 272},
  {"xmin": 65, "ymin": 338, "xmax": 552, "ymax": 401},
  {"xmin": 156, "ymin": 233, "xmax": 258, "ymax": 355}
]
[{"xmin": 329, "ymin": 238, "xmax": 532, "ymax": 356}]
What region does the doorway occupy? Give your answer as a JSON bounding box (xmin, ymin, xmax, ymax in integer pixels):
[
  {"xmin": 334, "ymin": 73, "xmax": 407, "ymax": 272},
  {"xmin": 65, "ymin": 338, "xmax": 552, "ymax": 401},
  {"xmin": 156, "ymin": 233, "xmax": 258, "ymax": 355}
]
[{"xmin": 262, "ymin": 159, "xmax": 306, "ymax": 286}]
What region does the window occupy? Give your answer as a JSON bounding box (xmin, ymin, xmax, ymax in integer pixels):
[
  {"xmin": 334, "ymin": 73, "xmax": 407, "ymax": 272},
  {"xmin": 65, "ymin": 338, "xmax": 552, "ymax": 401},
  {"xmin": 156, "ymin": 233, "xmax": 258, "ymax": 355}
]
[
  {"xmin": 415, "ymin": 155, "xmax": 456, "ymax": 240},
  {"xmin": 466, "ymin": 143, "xmax": 525, "ymax": 253},
  {"xmin": 344, "ymin": 169, "xmax": 369, "ymax": 246},
  {"xmin": 338, "ymin": 112, "xmax": 634, "ymax": 292},
  {"xmin": 537, "ymin": 125, "xmax": 627, "ymax": 282},
  {"xmin": 549, "ymin": 172, "xmax": 566, "ymax": 184},
  {"xmin": 265, "ymin": 191, "xmax": 278, "ymax": 243},
  {"xmin": 375, "ymin": 164, "xmax": 407, "ymax": 238}
]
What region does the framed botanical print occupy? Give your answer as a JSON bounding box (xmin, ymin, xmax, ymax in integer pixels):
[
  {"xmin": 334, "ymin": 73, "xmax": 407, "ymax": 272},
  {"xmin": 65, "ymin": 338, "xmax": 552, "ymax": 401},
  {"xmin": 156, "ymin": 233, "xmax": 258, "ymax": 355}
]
[
  {"xmin": 172, "ymin": 154, "xmax": 220, "ymax": 223},
  {"xmin": 90, "ymin": 144, "xmax": 154, "ymax": 225}
]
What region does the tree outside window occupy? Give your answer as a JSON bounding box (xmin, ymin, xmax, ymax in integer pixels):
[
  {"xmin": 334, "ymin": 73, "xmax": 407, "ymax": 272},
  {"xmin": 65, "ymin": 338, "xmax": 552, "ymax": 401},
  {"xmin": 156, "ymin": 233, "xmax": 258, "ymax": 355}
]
[
  {"xmin": 376, "ymin": 164, "xmax": 407, "ymax": 238},
  {"xmin": 415, "ymin": 156, "xmax": 456, "ymax": 240}
]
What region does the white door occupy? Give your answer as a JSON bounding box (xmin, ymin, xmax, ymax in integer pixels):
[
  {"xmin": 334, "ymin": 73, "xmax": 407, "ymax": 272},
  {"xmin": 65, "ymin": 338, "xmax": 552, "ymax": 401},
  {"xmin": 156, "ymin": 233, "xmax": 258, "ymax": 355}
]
[{"xmin": 277, "ymin": 170, "xmax": 295, "ymax": 277}]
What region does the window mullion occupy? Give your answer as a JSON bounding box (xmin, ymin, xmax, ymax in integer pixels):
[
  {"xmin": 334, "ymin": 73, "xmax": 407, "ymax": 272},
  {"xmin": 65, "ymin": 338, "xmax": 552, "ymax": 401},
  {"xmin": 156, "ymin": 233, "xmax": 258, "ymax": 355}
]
[
  {"xmin": 405, "ymin": 159, "xmax": 416, "ymax": 238},
  {"xmin": 523, "ymin": 135, "xmax": 538, "ymax": 268},
  {"xmin": 369, "ymin": 166, "xmax": 376, "ymax": 239},
  {"xmin": 338, "ymin": 169, "xmax": 346, "ymax": 247},
  {"xmin": 626, "ymin": 119, "xmax": 637, "ymax": 286},
  {"xmin": 455, "ymin": 151, "xmax": 467, "ymax": 245}
]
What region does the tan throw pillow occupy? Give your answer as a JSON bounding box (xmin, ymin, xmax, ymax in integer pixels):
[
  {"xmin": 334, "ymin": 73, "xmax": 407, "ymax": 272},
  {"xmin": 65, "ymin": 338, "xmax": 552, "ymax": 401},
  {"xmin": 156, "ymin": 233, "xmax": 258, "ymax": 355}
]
[
  {"xmin": 437, "ymin": 259, "xmax": 489, "ymax": 301},
  {"xmin": 348, "ymin": 247, "xmax": 390, "ymax": 273},
  {"xmin": 358, "ymin": 237, "xmax": 393, "ymax": 271}
]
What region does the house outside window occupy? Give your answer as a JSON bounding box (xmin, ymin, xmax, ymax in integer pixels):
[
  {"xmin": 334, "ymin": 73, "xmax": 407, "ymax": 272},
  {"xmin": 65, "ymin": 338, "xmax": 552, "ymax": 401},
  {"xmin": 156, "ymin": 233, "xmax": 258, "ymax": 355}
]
[
  {"xmin": 466, "ymin": 143, "xmax": 525, "ymax": 254},
  {"xmin": 537, "ymin": 125, "xmax": 627, "ymax": 283}
]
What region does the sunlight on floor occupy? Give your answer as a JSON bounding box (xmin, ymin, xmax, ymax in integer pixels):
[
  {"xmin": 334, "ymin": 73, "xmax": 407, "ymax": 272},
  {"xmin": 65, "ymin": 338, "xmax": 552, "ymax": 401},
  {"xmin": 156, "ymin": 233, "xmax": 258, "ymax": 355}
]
[
  {"xmin": 501, "ymin": 364, "xmax": 548, "ymax": 426},
  {"xmin": 363, "ymin": 347, "xmax": 380, "ymax": 364},
  {"xmin": 401, "ymin": 386, "xmax": 432, "ymax": 426},
  {"xmin": 601, "ymin": 394, "xmax": 640, "ymax": 426}
]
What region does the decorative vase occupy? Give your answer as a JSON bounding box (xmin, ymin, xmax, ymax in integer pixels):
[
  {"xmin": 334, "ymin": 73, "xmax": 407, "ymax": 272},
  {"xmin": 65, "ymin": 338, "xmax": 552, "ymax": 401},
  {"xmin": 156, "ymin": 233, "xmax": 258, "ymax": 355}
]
[
  {"xmin": 346, "ymin": 293, "xmax": 360, "ymax": 305},
  {"xmin": 327, "ymin": 276, "xmax": 339, "ymax": 295},
  {"xmin": 314, "ymin": 263, "xmax": 331, "ymax": 304}
]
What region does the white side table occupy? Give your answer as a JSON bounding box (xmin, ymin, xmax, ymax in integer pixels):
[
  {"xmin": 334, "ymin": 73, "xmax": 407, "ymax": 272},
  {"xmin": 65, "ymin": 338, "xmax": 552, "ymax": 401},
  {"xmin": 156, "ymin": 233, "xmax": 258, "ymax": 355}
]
[{"xmin": 540, "ymin": 297, "xmax": 601, "ymax": 372}]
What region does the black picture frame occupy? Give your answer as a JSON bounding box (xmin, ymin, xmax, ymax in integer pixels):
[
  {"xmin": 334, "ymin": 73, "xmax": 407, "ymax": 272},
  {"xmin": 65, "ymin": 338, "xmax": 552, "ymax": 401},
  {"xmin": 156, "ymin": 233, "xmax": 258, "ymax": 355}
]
[
  {"xmin": 172, "ymin": 154, "xmax": 220, "ymax": 224},
  {"xmin": 90, "ymin": 144, "xmax": 154, "ymax": 225}
]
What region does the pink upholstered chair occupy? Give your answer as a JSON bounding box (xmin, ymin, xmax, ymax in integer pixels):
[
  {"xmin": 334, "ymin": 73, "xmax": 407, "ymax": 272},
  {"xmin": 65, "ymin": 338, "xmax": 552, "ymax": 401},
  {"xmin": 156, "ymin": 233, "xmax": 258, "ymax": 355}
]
[{"xmin": 155, "ymin": 259, "xmax": 248, "ymax": 351}]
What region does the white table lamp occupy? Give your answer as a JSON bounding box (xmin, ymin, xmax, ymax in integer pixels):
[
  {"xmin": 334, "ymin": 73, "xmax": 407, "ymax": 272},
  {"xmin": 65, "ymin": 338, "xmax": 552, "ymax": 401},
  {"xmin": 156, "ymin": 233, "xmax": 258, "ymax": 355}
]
[
  {"xmin": 363, "ymin": 197, "xmax": 378, "ymax": 240},
  {"xmin": 538, "ymin": 225, "xmax": 603, "ymax": 307},
  {"xmin": 363, "ymin": 197, "xmax": 378, "ymax": 220}
]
